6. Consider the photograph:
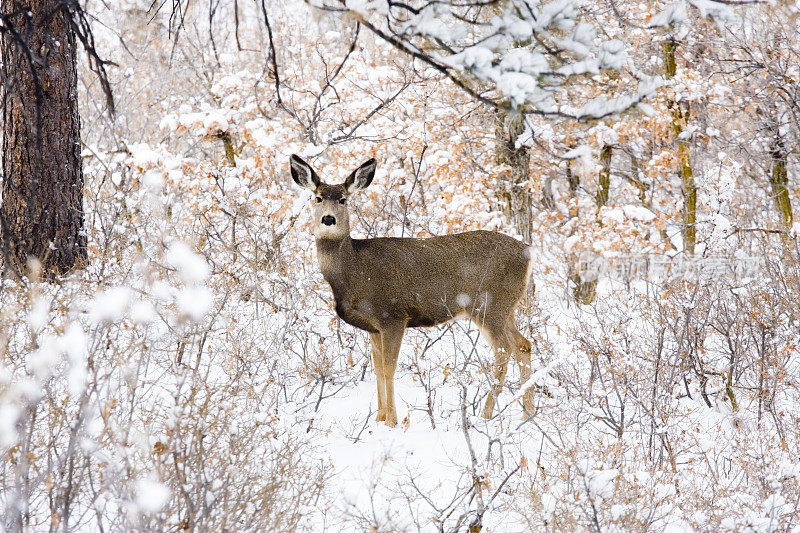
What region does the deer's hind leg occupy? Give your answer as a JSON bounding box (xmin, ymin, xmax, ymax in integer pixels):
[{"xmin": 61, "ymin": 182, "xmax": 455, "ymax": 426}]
[
  {"xmin": 369, "ymin": 332, "xmax": 387, "ymax": 422},
  {"xmin": 509, "ymin": 320, "xmax": 535, "ymax": 416},
  {"xmin": 481, "ymin": 320, "xmax": 515, "ymax": 419}
]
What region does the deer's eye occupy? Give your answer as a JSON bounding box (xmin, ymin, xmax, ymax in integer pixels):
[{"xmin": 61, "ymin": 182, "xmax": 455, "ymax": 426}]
[
  {"xmin": 315, "ymin": 197, "xmax": 323, "ymax": 203},
  {"xmin": 338, "ymin": 198, "xmax": 347, "ymax": 205}
]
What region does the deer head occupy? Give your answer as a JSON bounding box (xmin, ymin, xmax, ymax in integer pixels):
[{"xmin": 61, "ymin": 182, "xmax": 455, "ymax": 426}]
[{"xmin": 289, "ymin": 154, "xmax": 377, "ymax": 241}]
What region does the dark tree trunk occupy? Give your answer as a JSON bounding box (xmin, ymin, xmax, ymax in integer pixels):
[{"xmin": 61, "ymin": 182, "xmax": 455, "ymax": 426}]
[{"xmin": 1, "ymin": 0, "xmax": 86, "ymax": 276}]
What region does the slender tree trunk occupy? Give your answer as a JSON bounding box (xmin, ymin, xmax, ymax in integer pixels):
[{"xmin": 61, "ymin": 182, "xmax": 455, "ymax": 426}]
[
  {"xmin": 628, "ymin": 153, "xmax": 648, "ymax": 205},
  {"xmin": 595, "ymin": 144, "xmax": 612, "ymax": 207},
  {"xmin": 1, "ymin": 0, "xmax": 86, "ymax": 276},
  {"xmin": 664, "ymin": 39, "xmax": 697, "ymax": 255},
  {"xmin": 495, "ymin": 107, "xmax": 532, "ymax": 242},
  {"xmin": 678, "ymin": 140, "xmax": 696, "ymax": 254},
  {"xmin": 769, "ymin": 134, "xmax": 793, "ymax": 228},
  {"xmin": 571, "ymin": 267, "xmax": 598, "ymax": 305},
  {"xmin": 541, "ymin": 173, "xmax": 556, "ymax": 210},
  {"xmin": 216, "ymin": 131, "xmax": 236, "ymax": 167},
  {"xmin": 566, "ymin": 162, "xmax": 579, "ymax": 198},
  {"xmin": 569, "ymin": 145, "xmax": 614, "ymax": 305}
]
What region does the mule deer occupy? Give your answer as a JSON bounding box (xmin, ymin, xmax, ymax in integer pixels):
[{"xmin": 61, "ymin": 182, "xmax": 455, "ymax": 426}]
[{"xmin": 290, "ymin": 155, "xmax": 534, "ymax": 427}]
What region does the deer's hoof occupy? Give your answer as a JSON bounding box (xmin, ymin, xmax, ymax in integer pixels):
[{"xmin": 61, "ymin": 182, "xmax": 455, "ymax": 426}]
[
  {"xmin": 384, "ymin": 412, "xmax": 397, "ymax": 427},
  {"xmin": 375, "ymin": 409, "xmax": 387, "ymax": 422}
]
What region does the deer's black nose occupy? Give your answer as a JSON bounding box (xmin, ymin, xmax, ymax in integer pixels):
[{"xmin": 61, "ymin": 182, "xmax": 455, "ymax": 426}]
[{"xmin": 321, "ymin": 215, "xmax": 336, "ymax": 226}]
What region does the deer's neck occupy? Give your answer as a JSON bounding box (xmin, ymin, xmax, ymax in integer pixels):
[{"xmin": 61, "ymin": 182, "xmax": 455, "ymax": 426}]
[{"xmin": 315, "ymin": 236, "xmax": 354, "ymax": 285}]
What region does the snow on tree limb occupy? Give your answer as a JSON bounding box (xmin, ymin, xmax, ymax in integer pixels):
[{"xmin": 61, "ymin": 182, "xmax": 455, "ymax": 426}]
[{"xmin": 310, "ymin": 0, "xmax": 752, "ymax": 123}]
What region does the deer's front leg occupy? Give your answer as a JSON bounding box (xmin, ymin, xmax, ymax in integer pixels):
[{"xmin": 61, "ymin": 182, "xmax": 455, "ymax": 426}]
[
  {"xmin": 369, "ymin": 332, "xmax": 387, "ymax": 421},
  {"xmin": 377, "ymin": 324, "xmax": 406, "ymax": 427}
]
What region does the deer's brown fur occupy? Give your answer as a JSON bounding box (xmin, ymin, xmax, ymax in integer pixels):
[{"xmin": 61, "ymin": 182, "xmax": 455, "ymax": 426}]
[{"xmin": 290, "ymin": 155, "xmax": 534, "ymax": 426}]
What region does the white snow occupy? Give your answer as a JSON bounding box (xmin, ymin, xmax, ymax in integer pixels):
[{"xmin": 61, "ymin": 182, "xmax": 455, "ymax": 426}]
[
  {"xmin": 563, "ymin": 145, "xmax": 591, "ymax": 160},
  {"xmin": 89, "ymin": 286, "xmax": 132, "ymax": 324},
  {"xmin": 26, "ymin": 340, "xmax": 60, "ymax": 380},
  {"xmin": 497, "ymin": 71, "xmax": 543, "ymax": 106},
  {"xmin": 129, "ymin": 300, "xmax": 156, "ymax": 325},
  {"xmin": 622, "ymin": 205, "xmax": 656, "ymax": 222},
  {"xmin": 142, "ymin": 170, "xmax": 164, "ymax": 189},
  {"xmin": 601, "ymin": 207, "xmax": 626, "ymax": 224},
  {"xmin": 689, "ymin": 0, "xmax": 740, "ymax": 25},
  {"xmin": 128, "ymin": 143, "xmax": 163, "ymax": 170},
  {"xmin": 0, "ymin": 404, "xmax": 21, "ymax": 448},
  {"xmin": 649, "ymin": 2, "xmax": 687, "ymax": 28},
  {"xmin": 455, "ymin": 293, "xmax": 471, "ymax": 307},
  {"xmin": 176, "ymin": 286, "xmax": 213, "ymax": 322},
  {"xmin": 499, "ymin": 49, "xmax": 549, "ymax": 76},
  {"xmin": 166, "ymin": 241, "xmax": 210, "ymax": 284},
  {"xmin": 344, "ymin": 0, "xmax": 388, "ymax": 17},
  {"xmin": 62, "ymin": 323, "xmax": 88, "ymax": 396},
  {"xmin": 202, "ymin": 111, "xmax": 229, "ymax": 133},
  {"xmin": 443, "ymin": 46, "xmax": 495, "ymax": 79},
  {"xmin": 135, "ymin": 479, "xmax": 171, "ymax": 514},
  {"xmin": 27, "ymin": 297, "xmax": 50, "ymax": 330},
  {"xmin": 598, "ymin": 39, "xmax": 627, "ymax": 70},
  {"xmin": 406, "ymin": 5, "xmax": 465, "ymax": 42}
]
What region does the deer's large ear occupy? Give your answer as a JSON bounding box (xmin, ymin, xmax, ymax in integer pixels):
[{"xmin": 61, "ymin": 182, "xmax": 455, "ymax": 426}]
[
  {"xmin": 344, "ymin": 158, "xmax": 377, "ymax": 194},
  {"xmin": 290, "ymin": 154, "xmax": 321, "ymax": 191}
]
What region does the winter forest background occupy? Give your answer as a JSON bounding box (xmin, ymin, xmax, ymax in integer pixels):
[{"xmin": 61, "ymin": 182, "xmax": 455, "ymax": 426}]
[{"xmin": 1, "ymin": 0, "xmax": 799, "ymax": 531}]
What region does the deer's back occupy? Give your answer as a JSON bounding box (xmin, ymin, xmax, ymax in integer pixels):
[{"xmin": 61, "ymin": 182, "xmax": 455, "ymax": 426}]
[{"xmin": 332, "ymin": 231, "xmax": 531, "ymax": 330}]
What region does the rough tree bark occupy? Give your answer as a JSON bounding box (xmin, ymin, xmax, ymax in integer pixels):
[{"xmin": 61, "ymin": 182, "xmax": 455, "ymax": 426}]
[
  {"xmin": 1, "ymin": 0, "xmax": 86, "ymax": 276},
  {"xmin": 495, "ymin": 107, "xmax": 532, "ymax": 242}
]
